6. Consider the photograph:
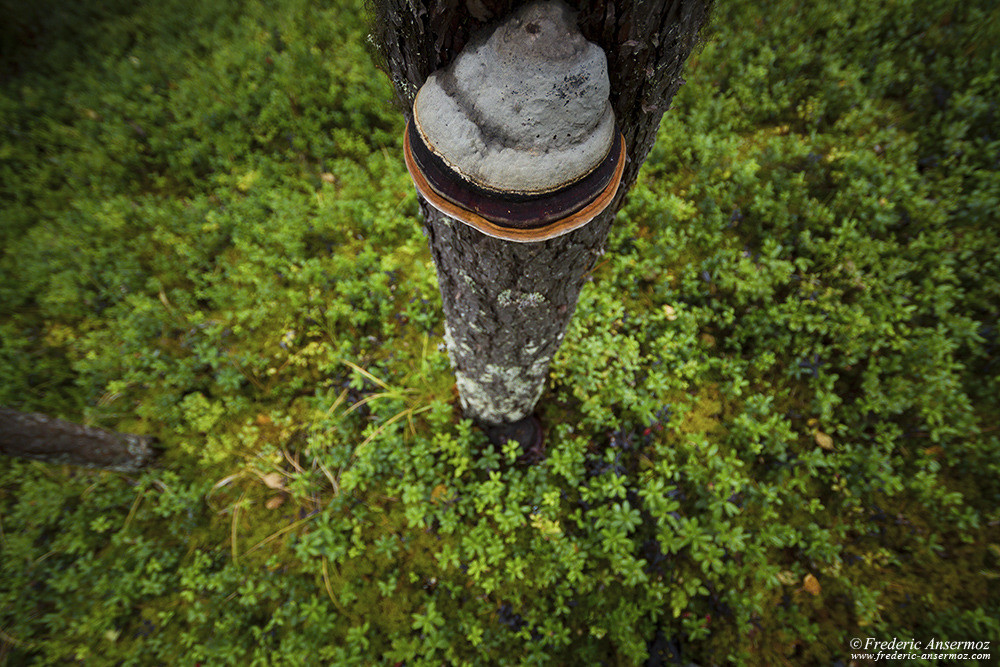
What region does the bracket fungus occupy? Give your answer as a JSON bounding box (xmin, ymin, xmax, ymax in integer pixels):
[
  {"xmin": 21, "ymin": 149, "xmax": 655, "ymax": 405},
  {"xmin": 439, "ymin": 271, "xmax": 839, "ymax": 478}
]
[{"xmin": 403, "ymin": 0, "xmax": 625, "ymax": 242}]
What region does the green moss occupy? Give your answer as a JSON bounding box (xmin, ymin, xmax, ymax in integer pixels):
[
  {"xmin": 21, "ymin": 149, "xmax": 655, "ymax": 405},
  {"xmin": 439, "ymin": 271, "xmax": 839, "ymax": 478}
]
[{"xmin": 2, "ymin": 0, "xmax": 998, "ymax": 663}]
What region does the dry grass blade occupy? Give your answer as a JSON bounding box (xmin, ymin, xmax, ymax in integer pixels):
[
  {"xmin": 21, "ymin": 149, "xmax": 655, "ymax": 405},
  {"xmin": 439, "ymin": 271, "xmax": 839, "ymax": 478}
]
[
  {"xmin": 324, "ymin": 387, "xmax": 349, "ymax": 417},
  {"xmin": 341, "ymin": 359, "xmax": 390, "ymax": 390},
  {"xmin": 316, "ymin": 459, "xmax": 340, "ymax": 495},
  {"xmin": 212, "ymin": 472, "xmax": 246, "ymax": 492},
  {"xmin": 322, "ymin": 557, "xmax": 350, "ymax": 615},
  {"xmin": 356, "ymin": 404, "xmax": 432, "ymax": 451},
  {"xmin": 283, "ymin": 447, "xmax": 306, "ymax": 474},
  {"xmin": 122, "ymin": 488, "xmax": 145, "ymax": 531},
  {"xmin": 344, "ymin": 391, "xmax": 397, "ymax": 415},
  {"xmin": 206, "ymin": 472, "xmax": 248, "ymax": 512},
  {"xmin": 231, "ymin": 489, "xmax": 248, "ymax": 563},
  {"xmin": 243, "ymin": 512, "xmax": 317, "ymax": 557}
]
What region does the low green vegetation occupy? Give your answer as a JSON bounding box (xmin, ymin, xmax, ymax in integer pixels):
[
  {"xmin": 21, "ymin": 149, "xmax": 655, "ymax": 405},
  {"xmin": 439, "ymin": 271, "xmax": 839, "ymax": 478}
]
[{"xmin": 1, "ymin": 0, "xmax": 998, "ymax": 664}]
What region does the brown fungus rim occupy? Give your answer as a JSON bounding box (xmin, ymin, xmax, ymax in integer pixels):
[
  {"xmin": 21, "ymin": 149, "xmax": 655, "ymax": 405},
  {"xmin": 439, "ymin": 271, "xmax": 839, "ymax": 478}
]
[{"xmin": 404, "ymin": 121, "xmax": 625, "ymax": 242}]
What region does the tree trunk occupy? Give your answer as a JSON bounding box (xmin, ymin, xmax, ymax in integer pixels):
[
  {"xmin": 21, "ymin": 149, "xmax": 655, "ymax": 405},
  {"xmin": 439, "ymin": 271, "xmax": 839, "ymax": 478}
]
[
  {"xmin": 370, "ymin": 0, "xmax": 712, "ymax": 428},
  {"xmin": 0, "ymin": 408, "xmax": 155, "ymax": 472}
]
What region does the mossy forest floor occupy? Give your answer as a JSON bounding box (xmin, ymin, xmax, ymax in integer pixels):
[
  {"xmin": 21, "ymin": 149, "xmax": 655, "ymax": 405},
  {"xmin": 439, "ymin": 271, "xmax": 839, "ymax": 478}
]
[{"xmin": 1, "ymin": 0, "xmax": 998, "ymax": 664}]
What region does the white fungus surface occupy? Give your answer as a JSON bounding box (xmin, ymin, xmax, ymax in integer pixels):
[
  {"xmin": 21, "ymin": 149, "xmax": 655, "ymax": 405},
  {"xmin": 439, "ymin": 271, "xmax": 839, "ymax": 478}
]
[{"xmin": 413, "ymin": 0, "xmax": 615, "ymax": 195}]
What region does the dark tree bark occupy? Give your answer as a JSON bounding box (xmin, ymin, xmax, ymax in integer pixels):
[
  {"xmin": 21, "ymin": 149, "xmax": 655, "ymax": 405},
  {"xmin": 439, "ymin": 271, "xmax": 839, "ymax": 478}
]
[
  {"xmin": 0, "ymin": 407, "xmax": 155, "ymax": 472},
  {"xmin": 370, "ymin": 0, "xmax": 712, "ymax": 428}
]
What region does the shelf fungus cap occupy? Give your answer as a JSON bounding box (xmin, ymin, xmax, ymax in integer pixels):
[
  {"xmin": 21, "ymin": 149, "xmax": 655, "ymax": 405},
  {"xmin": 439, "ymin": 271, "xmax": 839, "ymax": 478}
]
[{"xmin": 404, "ymin": 0, "xmax": 625, "ymax": 242}]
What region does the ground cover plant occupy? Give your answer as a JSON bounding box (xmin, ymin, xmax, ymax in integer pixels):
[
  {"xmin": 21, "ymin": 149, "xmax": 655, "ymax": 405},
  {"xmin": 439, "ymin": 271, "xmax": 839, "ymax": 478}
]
[{"xmin": 1, "ymin": 0, "xmax": 998, "ymax": 664}]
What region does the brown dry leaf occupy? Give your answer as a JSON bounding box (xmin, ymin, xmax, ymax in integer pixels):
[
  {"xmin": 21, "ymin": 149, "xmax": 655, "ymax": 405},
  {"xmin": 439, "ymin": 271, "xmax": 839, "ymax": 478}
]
[
  {"xmin": 255, "ymin": 413, "xmax": 272, "ymax": 425},
  {"xmin": 265, "ymin": 496, "xmax": 285, "ymax": 510},
  {"xmin": 431, "ymin": 484, "xmax": 448, "ymax": 504},
  {"xmin": 260, "ymin": 472, "xmax": 285, "ymax": 490},
  {"xmin": 814, "ymin": 431, "xmax": 834, "ymax": 450},
  {"xmin": 803, "ymin": 574, "xmax": 821, "ymax": 596}
]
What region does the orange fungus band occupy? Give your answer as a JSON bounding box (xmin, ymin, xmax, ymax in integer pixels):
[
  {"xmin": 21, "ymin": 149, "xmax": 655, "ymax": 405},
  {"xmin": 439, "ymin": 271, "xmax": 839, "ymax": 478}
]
[{"xmin": 403, "ymin": 122, "xmax": 625, "ymax": 243}]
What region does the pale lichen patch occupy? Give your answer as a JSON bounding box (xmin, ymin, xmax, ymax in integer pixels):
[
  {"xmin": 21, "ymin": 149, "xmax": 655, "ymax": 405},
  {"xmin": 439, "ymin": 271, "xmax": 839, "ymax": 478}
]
[
  {"xmin": 497, "ymin": 289, "xmax": 547, "ymax": 308},
  {"xmin": 454, "ymin": 359, "xmax": 550, "ymax": 426}
]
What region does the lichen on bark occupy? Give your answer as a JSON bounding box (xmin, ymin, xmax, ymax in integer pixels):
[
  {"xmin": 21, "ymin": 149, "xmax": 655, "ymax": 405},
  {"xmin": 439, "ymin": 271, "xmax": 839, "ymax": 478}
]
[{"xmin": 426, "ymin": 199, "xmax": 612, "ymax": 426}]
